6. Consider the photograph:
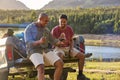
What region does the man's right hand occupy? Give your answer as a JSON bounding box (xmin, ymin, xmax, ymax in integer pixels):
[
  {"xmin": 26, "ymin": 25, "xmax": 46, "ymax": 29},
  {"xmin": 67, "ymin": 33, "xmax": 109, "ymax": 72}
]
[
  {"xmin": 38, "ymin": 37, "xmax": 47, "ymax": 44},
  {"xmin": 33, "ymin": 37, "xmax": 47, "ymax": 46}
]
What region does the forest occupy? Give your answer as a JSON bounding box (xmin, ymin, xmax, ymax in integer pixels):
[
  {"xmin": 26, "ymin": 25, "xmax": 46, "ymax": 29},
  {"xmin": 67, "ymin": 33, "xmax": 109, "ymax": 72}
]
[{"xmin": 0, "ymin": 6, "xmax": 120, "ymax": 34}]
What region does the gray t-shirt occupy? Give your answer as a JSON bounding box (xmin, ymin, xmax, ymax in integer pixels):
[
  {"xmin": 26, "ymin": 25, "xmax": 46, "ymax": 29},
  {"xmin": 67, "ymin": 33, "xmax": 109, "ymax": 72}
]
[{"xmin": 24, "ymin": 23, "xmax": 58, "ymax": 57}]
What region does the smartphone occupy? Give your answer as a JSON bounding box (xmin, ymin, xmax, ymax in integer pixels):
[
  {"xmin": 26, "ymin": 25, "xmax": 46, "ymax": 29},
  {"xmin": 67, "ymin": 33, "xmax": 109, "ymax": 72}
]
[{"xmin": 59, "ymin": 38, "xmax": 65, "ymax": 41}]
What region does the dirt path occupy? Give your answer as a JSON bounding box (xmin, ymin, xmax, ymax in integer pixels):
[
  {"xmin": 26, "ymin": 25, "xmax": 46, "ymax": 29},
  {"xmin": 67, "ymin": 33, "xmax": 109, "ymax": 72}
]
[{"xmin": 84, "ymin": 69, "xmax": 120, "ymax": 74}]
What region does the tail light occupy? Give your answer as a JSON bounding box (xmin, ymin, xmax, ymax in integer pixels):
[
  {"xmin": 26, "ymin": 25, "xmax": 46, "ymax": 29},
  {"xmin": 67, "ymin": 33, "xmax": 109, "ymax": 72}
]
[
  {"xmin": 79, "ymin": 42, "xmax": 85, "ymax": 54},
  {"xmin": 6, "ymin": 45, "xmax": 13, "ymax": 60}
]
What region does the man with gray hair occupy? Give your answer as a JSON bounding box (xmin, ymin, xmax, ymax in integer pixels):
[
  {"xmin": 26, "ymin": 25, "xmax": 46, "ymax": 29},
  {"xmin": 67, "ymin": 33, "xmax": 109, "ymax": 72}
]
[{"xmin": 24, "ymin": 13, "xmax": 63, "ymax": 80}]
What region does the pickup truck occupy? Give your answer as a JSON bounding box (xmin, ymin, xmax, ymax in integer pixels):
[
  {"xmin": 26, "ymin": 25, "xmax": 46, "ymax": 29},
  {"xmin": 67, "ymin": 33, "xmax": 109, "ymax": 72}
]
[{"xmin": 0, "ymin": 24, "xmax": 87, "ymax": 80}]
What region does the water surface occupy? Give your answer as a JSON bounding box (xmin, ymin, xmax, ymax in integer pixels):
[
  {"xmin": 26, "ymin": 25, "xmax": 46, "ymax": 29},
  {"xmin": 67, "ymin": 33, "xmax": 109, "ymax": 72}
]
[{"xmin": 85, "ymin": 46, "xmax": 120, "ymax": 59}]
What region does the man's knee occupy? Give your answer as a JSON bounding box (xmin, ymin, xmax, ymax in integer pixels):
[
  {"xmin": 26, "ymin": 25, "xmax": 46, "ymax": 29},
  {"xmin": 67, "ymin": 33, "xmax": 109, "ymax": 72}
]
[
  {"xmin": 54, "ymin": 59, "xmax": 64, "ymax": 68},
  {"xmin": 76, "ymin": 52, "xmax": 85, "ymax": 60}
]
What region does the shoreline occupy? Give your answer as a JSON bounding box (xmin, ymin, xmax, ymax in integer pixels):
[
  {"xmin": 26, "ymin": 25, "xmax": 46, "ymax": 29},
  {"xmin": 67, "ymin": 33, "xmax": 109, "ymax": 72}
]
[{"xmin": 79, "ymin": 34, "xmax": 120, "ymax": 48}]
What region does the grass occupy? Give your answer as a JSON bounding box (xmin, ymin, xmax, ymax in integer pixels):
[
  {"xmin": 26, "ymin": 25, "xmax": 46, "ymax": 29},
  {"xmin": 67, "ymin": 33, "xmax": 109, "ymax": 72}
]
[
  {"xmin": 8, "ymin": 61, "xmax": 120, "ymax": 80},
  {"xmin": 66, "ymin": 62, "xmax": 120, "ymax": 80}
]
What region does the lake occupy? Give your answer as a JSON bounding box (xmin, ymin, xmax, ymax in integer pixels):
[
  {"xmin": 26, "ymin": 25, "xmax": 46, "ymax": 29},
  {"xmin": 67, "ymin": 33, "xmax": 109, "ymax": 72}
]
[{"xmin": 85, "ymin": 46, "xmax": 120, "ymax": 59}]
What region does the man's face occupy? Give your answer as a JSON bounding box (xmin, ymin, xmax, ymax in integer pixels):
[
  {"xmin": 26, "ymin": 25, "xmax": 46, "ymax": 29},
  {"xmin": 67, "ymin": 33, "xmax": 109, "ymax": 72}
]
[
  {"xmin": 59, "ymin": 18, "xmax": 67, "ymax": 29},
  {"xmin": 38, "ymin": 16, "xmax": 49, "ymax": 27}
]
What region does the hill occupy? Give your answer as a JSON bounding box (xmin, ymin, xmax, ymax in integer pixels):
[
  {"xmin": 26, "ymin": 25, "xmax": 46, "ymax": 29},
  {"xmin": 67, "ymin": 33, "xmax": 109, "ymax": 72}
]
[
  {"xmin": 0, "ymin": 0, "xmax": 29, "ymax": 10},
  {"xmin": 42, "ymin": 0, "xmax": 120, "ymax": 9}
]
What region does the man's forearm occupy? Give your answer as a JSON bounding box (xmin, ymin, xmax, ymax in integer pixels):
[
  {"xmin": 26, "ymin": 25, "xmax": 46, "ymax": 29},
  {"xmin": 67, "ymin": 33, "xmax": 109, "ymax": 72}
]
[{"xmin": 32, "ymin": 40, "xmax": 40, "ymax": 46}]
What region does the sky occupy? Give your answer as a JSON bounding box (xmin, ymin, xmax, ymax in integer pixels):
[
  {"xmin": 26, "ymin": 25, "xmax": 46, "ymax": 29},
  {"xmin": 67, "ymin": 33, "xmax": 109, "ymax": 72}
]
[{"xmin": 17, "ymin": 0, "xmax": 53, "ymax": 10}]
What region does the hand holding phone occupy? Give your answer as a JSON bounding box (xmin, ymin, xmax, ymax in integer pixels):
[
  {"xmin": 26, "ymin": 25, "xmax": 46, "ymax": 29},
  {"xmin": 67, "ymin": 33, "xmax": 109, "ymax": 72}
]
[{"xmin": 39, "ymin": 37, "xmax": 47, "ymax": 44}]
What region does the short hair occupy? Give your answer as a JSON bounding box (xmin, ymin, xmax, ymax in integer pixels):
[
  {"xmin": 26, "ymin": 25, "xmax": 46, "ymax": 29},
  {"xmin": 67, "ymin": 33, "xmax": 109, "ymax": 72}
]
[
  {"xmin": 38, "ymin": 13, "xmax": 48, "ymax": 18},
  {"xmin": 59, "ymin": 14, "xmax": 67, "ymax": 20}
]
